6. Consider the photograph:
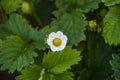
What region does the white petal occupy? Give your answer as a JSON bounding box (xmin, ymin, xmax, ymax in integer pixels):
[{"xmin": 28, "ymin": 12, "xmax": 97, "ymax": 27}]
[
  {"xmin": 47, "ymin": 38, "xmax": 53, "ymax": 45},
  {"xmin": 58, "ymin": 46, "xmax": 65, "ymax": 51},
  {"xmin": 47, "ymin": 31, "xmax": 68, "ymax": 52},
  {"xmin": 62, "ymin": 35, "xmax": 68, "ymax": 41},
  {"xmin": 61, "ymin": 41, "xmax": 67, "ymax": 46},
  {"xmin": 60, "ymin": 43, "xmax": 66, "ymax": 49},
  {"xmin": 56, "ymin": 42, "xmax": 66, "ymax": 51},
  {"xmin": 50, "ymin": 46, "xmax": 58, "ymax": 52},
  {"xmin": 56, "ymin": 31, "xmax": 63, "ymax": 37},
  {"xmin": 49, "ymin": 32, "xmax": 57, "ymax": 39}
]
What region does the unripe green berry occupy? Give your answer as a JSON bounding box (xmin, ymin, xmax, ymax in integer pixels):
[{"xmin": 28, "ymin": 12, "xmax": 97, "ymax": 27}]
[
  {"xmin": 88, "ymin": 20, "xmax": 97, "ymax": 29},
  {"xmin": 22, "ymin": 1, "xmax": 31, "ymax": 14}
]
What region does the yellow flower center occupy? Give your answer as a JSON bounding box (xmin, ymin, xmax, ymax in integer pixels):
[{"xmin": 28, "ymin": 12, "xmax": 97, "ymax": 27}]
[{"xmin": 53, "ymin": 38, "xmax": 62, "ymax": 46}]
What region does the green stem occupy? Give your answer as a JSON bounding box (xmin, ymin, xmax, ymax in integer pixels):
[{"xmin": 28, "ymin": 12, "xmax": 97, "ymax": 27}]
[
  {"xmin": 38, "ymin": 68, "xmax": 45, "ymax": 80},
  {"xmin": 28, "ymin": 1, "xmax": 43, "ymax": 28},
  {"xmin": 0, "ymin": 2, "xmax": 5, "ymax": 22}
]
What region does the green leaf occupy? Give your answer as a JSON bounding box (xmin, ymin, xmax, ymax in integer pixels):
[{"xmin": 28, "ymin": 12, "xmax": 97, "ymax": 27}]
[
  {"xmin": 1, "ymin": 0, "xmax": 22, "ymax": 14},
  {"xmin": 1, "ymin": 13, "xmax": 50, "ymax": 50},
  {"xmin": 55, "ymin": 0, "xmax": 71, "ymax": 8},
  {"xmin": 77, "ymin": 0, "xmax": 101, "ymax": 12},
  {"xmin": 42, "ymin": 46, "xmax": 81, "ymax": 74},
  {"xmin": 53, "ymin": 9, "xmax": 87, "ymax": 45},
  {"xmin": 38, "ymin": 70, "xmax": 74, "ymax": 80},
  {"xmin": 0, "ymin": 35, "xmax": 38, "ymax": 73},
  {"xmin": 16, "ymin": 65, "xmax": 42, "ymax": 80},
  {"xmin": 2, "ymin": 13, "xmax": 39, "ymax": 41},
  {"xmin": 102, "ymin": 6, "xmax": 120, "ymax": 46},
  {"xmin": 0, "ymin": 26, "xmax": 12, "ymax": 39},
  {"xmin": 75, "ymin": 32, "xmax": 113, "ymax": 80},
  {"xmin": 102, "ymin": 0, "xmax": 120, "ymax": 6},
  {"xmin": 16, "ymin": 66, "xmax": 74, "ymax": 80},
  {"xmin": 87, "ymin": 32, "xmax": 113, "ymax": 80},
  {"xmin": 0, "ymin": 39, "xmax": 2, "ymax": 51},
  {"xmin": 110, "ymin": 54, "xmax": 120, "ymax": 80},
  {"xmin": 55, "ymin": 0, "xmax": 75, "ymax": 11},
  {"xmin": 34, "ymin": 25, "xmax": 58, "ymax": 50},
  {"xmin": 55, "ymin": 0, "xmax": 100, "ymax": 13},
  {"xmin": 55, "ymin": 71, "xmax": 74, "ymax": 80}
]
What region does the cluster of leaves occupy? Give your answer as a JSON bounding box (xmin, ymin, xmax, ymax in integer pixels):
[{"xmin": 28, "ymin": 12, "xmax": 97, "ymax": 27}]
[
  {"xmin": 16, "ymin": 46, "xmax": 81, "ymax": 80},
  {"xmin": 0, "ymin": 0, "xmax": 120, "ymax": 80},
  {"xmin": 101, "ymin": 1, "xmax": 120, "ymax": 79},
  {"xmin": 0, "ymin": 0, "xmax": 82, "ymax": 80}
]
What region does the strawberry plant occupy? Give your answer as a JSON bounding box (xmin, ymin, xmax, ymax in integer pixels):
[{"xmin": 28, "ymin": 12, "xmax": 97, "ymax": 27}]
[{"xmin": 0, "ymin": 0, "xmax": 120, "ymax": 80}]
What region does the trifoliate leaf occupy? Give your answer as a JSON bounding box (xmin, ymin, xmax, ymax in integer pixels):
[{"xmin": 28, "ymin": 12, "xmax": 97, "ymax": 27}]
[
  {"xmin": 53, "ymin": 9, "xmax": 87, "ymax": 45},
  {"xmin": 0, "ymin": 35, "xmax": 38, "ymax": 73},
  {"xmin": 102, "ymin": 0, "xmax": 120, "ymax": 6},
  {"xmin": 2, "ymin": 13, "xmax": 39, "ymax": 41},
  {"xmin": 102, "ymin": 6, "xmax": 120, "ymax": 46},
  {"xmin": 1, "ymin": 0, "xmax": 22, "ymax": 14},
  {"xmin": 16, "ymin": 66, "xmax": 74, "ymax": 80},
  {"xmin": 42, "ymin": 46, "xmax": 81, "ymax": 74},
  {"xmin": 1, "ymin": 13, "xmax": 51, "ymax": 50},
  {"xmin": 16, "ymin": 65, "xmax": 42, "ymax": 80},
  {"xmin": 55, "ymin": 71, "xmax": 74, "ymax": 80},
  {"xmin": 110, "ymin": 54, "xmax": 120, "ymax": 80}
]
